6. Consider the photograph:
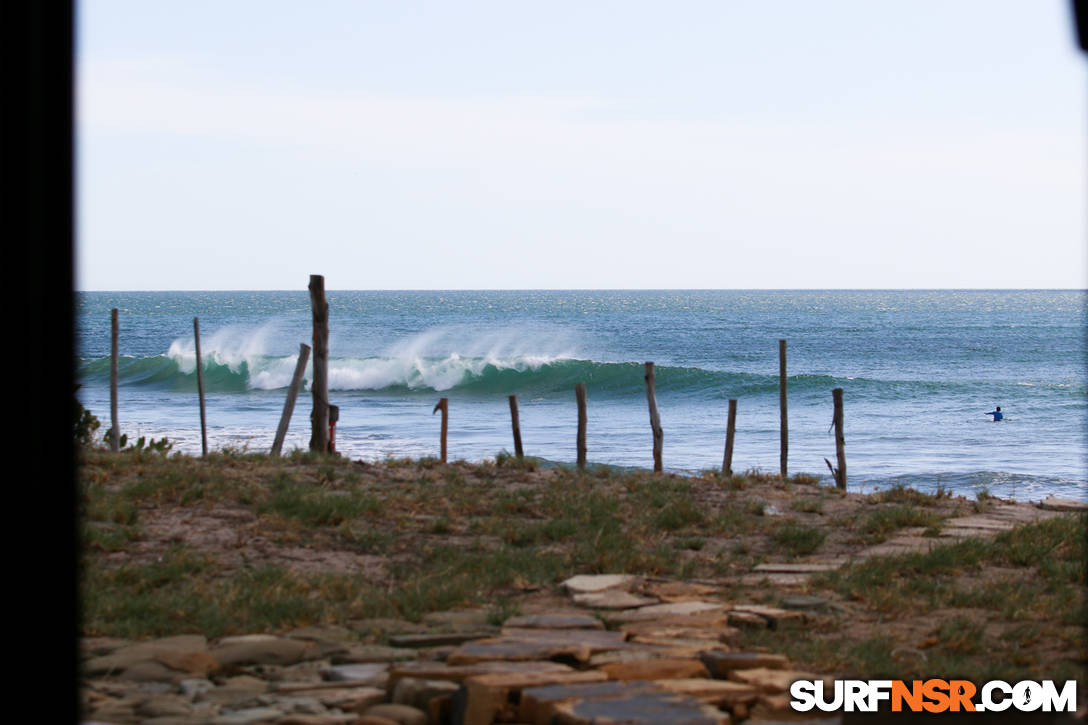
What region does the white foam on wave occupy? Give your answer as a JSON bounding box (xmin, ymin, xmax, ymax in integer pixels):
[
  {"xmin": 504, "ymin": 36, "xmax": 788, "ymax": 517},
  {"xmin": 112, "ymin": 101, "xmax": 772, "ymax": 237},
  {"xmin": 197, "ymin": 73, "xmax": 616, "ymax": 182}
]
[
  {"xmin": 167, "ymin": 322, "xmax": 296, "ymax": 389},
  {"xmin": 325, "ymin": 326, "xmax": 578, "ymax": 391},
  {"xmin": 165, "ymin": 324, "xmax": 581, "ymax": 392}
]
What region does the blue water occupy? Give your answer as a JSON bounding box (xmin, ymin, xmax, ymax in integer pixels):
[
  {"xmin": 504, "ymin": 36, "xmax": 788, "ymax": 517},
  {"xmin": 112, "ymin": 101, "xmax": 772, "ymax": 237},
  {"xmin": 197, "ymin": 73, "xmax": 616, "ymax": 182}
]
[{"xmin": 76, "ymin": 290, "xmax": 1087, "ymax": 503}]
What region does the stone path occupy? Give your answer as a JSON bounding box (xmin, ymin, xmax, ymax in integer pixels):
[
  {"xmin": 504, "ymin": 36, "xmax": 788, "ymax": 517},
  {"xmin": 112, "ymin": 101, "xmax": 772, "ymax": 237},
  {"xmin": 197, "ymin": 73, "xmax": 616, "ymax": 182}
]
[
  {"xmin": 81, "ymin": 575, "xmax": 846, "ymax": 724},
  {"xmin": 80, "ymin": 500, "xmax": 1085, "ymax": 724},
  {"xmin": 742, "ymin": 499, "xmax": 1081, "ymax": 588}
]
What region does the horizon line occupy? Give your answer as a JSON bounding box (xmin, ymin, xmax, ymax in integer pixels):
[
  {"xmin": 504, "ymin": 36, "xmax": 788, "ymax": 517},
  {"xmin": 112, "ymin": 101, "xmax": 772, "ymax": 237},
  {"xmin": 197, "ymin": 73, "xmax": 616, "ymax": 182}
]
[{"xmin": 75, "ymin": 287, "xmax": 1088, "ymax": 293}]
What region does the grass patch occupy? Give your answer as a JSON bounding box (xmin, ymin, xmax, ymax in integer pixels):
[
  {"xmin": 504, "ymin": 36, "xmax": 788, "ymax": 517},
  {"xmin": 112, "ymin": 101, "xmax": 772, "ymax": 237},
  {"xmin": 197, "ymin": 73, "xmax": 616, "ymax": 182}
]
[
  {"xmin": 871, "ymin": 483, "xmax": 940, "ymax": 507},
  {"xmin": 790, "ymin": 497, "xmax": 824, "ymax": 514},
  {"xmin": 817, "ymin": 515, "xmax": 1086, "ymax": 621},
  {"xmin": 772, "ymin": 518, "xmax": 827, "ymax": 557},
  {"xmin": 859, "ymin": 505, "xmax": 942, "ymax": 542},
  {"xmin": 259, "ymin": 476, "xmax": 382, "ymax": 526}
]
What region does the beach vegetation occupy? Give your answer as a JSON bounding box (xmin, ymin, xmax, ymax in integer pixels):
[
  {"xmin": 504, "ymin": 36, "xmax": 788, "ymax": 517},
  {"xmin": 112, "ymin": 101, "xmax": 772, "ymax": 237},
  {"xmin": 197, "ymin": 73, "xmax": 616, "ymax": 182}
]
[
  {"xmin": 790, "ymin": 497, "xmax": 825, "ymax": 514},
  {"xmin": 77, "ymin": 450, "xmax": 1085, "ymax": 694},
  {"xmin": 772, "ymin": 518, "xmax": 827, "ymax": 557},
  {"xmin": 871, "ymin": 483, "xmax": 940, "ymax": 507},
  {"xmin": 74, "ymin": 386, "xmax": 101, "ymax": 446},
  {"xmin": 858, "ymin": 505, "xmax": 942, "ymax": 543}
]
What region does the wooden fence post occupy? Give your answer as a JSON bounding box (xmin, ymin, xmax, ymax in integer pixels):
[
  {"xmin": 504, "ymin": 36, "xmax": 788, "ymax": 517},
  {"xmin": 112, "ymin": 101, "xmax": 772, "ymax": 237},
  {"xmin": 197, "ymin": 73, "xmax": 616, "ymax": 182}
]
[
  {"xmin": 644, "ymin": 362, "xmax": 663, "ymax": 472},
  {"xmin": 271, "ymin": 343, "xmax": 310, "ymax": 456},
  {"xmin": 723, "ymin": 398, "xmax": 737, "ymax": 476},
  {"xmin": 309, "ymin": 275, "xmax": 329, "ymax": 453},
  {"xmin": 508, "ymin": 394, "xmax": 524, "ymax": 459},
  {"xmin": 432, "ymin": 398, "xmax": 448, "ymax": 463},
  {"xmin": 833, "ymin": 388, "xmax": 846, "ymax": 490},
  {"xmin": 193, "ymin": 317, "xmax": 207, "ymax": 457},
  {"xmin": 779, "ymin": 339, "xmax": 788, "ymax": 479},
  {"xmin": 575, "ymin": 383, "xmax": 587, "ymax": 471},
  {"xmin": 110, "ymin": 308, "xmax": 119, "ymax": 452}
]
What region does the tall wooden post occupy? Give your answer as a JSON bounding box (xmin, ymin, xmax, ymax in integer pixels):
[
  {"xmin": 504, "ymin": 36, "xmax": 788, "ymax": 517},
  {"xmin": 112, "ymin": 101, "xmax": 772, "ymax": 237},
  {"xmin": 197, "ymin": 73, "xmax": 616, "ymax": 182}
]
[
  {"xmin": 271, "ymin": 343, "xmax": 310, "ymax": 456},
  {"xmin": 575, "ymin": 383, "xmax": 587, "ymax": 471},
  {"xmin": 833, "ymin": 388, "xmax": 847, "ymax": 490},
  {"xmin": 723, "ymin": 398, "xmax": 737, "ymax": 476},
  {"xmin": 644, "ymin": 362, "xmax": 663, "ymax": 472},
  {"xmin": 508, "ymin": 395, "xmax": 524, "ymax": 459},
  {"xmin": 110, "ymin": 308, "xmax": 119, "ymax": 452},
  {"xmin": 309, "ymin": 275, "xmax": 329, "ymax": 453},
  {"xmin": 433, "ymin": 398, "xmax": 448, "ymax": 463},
  {"xmin": 193, "ymin": 317, "xmax": 207, "ymax": 457},
  {"xmin": 779, "ymin": 339, "xmax": 788, "ymax": 479}
]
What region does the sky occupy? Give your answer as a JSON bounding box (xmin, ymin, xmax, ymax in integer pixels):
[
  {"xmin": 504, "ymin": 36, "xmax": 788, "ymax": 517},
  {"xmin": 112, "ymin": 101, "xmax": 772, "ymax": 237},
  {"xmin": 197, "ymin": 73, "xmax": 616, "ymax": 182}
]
[{"xmin": 77, "ymin": 1, "xmax": 1087, "ymax": 290}]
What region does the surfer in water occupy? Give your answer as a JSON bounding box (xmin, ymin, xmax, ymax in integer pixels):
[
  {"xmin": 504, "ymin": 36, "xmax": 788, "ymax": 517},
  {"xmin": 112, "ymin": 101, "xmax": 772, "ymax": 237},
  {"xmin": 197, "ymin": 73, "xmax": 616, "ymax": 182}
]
[{"xmin": 986, "ymin": 406, "xmax": 1003, "ymax": 422}]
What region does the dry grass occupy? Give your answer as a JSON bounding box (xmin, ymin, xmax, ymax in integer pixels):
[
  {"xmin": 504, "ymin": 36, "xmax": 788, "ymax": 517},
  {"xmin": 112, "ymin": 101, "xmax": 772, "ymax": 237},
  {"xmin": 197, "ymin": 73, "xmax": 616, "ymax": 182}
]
[{"xmin": 78, "ymin": 448, "xmax": 1085, "ymax": 692}]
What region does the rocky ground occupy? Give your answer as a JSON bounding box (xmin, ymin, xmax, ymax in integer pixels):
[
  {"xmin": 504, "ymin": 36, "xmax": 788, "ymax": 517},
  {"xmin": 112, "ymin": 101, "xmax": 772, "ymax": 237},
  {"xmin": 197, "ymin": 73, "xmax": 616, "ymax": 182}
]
[{"xmin": 78, "ymin": 451, "xmax": 1088, "ymax": 723}]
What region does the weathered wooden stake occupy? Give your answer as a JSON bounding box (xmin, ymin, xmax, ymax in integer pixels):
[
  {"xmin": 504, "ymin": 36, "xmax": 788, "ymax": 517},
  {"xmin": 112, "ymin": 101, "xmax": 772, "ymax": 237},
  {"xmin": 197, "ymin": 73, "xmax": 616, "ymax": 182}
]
[
  {"xmin": 271, "ymin": 343, "xmax": 310, "ymax": 456},
  {"xmin": 833, "ymin": 387, "xmax": 847, "ymax": 490},
  {"xmin": 575, "ymin": 383, "xmax": 587, "ymax": 471},
  {"xmin": 110, "ymin": 308, "xmax": 119, "ymax": 452},
  {"xmin": 508, "ymin": 394, "xmax": 524, "ymax": 459},
  {"xmin": 644, "ymin": 362, "xmax": 663, "ymax": 472},
  {"xmin": 432, "ymin": 398, "xmax": 448, "ymax": 463},
  {"xmin": 779, "ymin": 339, "xmax": 788, "ymax": 479},
  {"xmin": 723, "ymin": 398, "xmax": 737, "ymax": 476},
  {"xmin": 193, "ymin": 317, "xmax": 207, "ymax": 457},
  {"xmin": 309, "ymin": 275, "xmax": 329, "ymax": 453}
]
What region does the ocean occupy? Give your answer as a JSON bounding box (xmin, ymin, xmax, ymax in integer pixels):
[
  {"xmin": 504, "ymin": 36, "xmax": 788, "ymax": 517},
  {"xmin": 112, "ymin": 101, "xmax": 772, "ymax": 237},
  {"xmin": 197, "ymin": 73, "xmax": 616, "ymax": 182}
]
[{"xmin": 76, "ymin": 290, "xmax": 1086, "ymax": 503}]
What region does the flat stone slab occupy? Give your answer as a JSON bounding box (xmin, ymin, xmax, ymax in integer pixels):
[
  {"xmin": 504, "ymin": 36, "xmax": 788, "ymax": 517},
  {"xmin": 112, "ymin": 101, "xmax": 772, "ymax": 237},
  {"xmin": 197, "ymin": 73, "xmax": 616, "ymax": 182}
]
[
  {"xmin": 936, "ymin": 527, "xmax": 992, "ymax": 539},
  {"xmin": 499, "ymin": 628, "xmax": 629, "ymax": 653},
  {"xmin": 83, "ymin": 635, "xmax": 209, "ymax": 677},
  {"xmin": 627, "ymin": 636, "xmax": 729, "ymax": 652},
  {"xmin": 752, "ymin": 562, "xmax": 841, "ymax": 573},
  {"xmin": 318, "ymin": 663, "xmax": 388, "ymax": 683},
  {"xmin": 729, "ymin": 605, "xmax": 806, "ymax": 626},
  {"xmin": 639, "ymin": 581, "xmax": 721, "ymax": 601},
  {"xmin": 1039, "ymin": 496, "xmax": 1088, "ymax": 512},
  {"xmin": 700, "ymin": 651, "xmax": 789, "ymax": 678},
  {"xmin": 464, "ymin": 670, "xmax": 609, "ymax": 725},
  {"xmin": 573, "ymin": 590, "xmax": 659, "ymax": 610},
  {"xmin": 724, "ymin": 611, "xmax": 768, "ymax": 629},
  {"xmin": 503, "ymin": 613, "xmax": 605, "ymax": 630},
  {"xmin": 620, "ymin": 622, "xmax": 735, "ymax": 643},
  {"xmin": 561, "ymin": 574, "xmax": 637, "ymax": 594},
  {"xmin": 942, "ymin": 516, "xmax": 1015, "ymax": 530},
  {"xmin": 210, "ymin": 637, "xmax": 313, "ymax": 668},
  {"xmin": 210, "ymin": 706, "xmax": 286, "ymax": 724},
  {"xmin": 608, "ymin": 601, "xmax": 726, "ymax": 623},
  {"xmin": 991, "ymin": 504, "xmax": 1051, "ymax": 519},
  {"xmin": 388, "ymin": 660, "xmax": 573, "ymax": 686},
  {"xmin": 333, "ymin": 644, "xmax": 417, "ymax": 664},
  {"xmin": 600, "ymin": 658, "xmax": 710, "ymax": 681},
  {"xmin": 739, "ymin": 572, "xmax": 813, "ymax": 587},
  {"xmin": 588, "ymin": 646, "xmax": 693, "ymax": 667},
  {"xmin": 551, "ymin": 691, "xmax": 730, "ymax": 724},
  {"xmin": 387, "ymin": 632, "xmax": 493, "ymax": 648},
  {"xmin": 281, "ymin": 686, "xmax": 387, "ymax": 712},
  {"xmin": 729, "ymin": 667, "xmax": 830, "ymax": 694},
  {"xmin": 780, "ymin": 595, "xmax": 844, "ymax": 614},
  {"xmin": 519, "ymin": 680, "xmax": 664, "ymax": 725},
  {"xmin": 855, "ymin": 541, "xmax": 935, "ymax": 558},
  {"xmin": 657, "ymin": 678, "xmax": 760, "ymax": 707},
  {"xmin": 447, "ymin": 638, "xmax": 593, "ymax": 665}
]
